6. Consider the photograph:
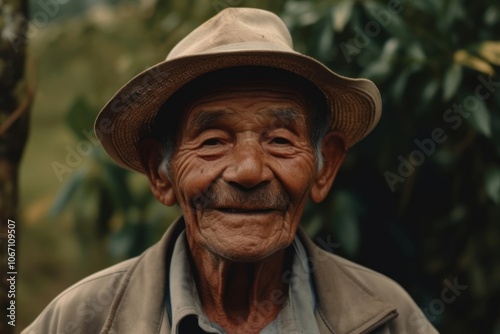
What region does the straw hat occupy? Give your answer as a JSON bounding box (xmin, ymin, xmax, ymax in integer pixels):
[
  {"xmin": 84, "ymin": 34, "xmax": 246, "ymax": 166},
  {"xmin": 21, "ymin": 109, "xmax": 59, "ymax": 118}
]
[{"xmin": 95, "ymin": 7, "xmax": 382, "ymax": 173}]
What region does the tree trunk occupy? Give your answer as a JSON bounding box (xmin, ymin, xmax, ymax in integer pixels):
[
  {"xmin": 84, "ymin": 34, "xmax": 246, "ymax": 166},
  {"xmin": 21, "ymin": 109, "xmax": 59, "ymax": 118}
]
[{"xmin": 0, "ymin": 0, "xmax": 30, "ymax": 332}]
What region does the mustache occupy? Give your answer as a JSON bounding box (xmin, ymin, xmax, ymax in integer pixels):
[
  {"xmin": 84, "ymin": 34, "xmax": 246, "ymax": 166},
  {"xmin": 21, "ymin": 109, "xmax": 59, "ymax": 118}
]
[{"xmin": 192, "ymin": 183, "xmax": 290, "ymax": 211}]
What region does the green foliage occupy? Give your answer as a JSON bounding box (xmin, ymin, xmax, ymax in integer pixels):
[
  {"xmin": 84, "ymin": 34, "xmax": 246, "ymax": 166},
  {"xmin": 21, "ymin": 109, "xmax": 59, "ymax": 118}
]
[
  {"xmin": 46, "ymin": 0, "xmax": 500, "ymax": 332},
  {"xmin": 65, "ymin": 96, "xmax": 95, "ymax": 140},
  {"xmin": 282, "ymin": 1, "xmax": 500, "ymax": 332}
]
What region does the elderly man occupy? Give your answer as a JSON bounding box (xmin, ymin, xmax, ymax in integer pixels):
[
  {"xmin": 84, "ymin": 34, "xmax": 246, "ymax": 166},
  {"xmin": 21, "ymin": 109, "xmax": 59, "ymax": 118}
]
[{"xmin": 24, "ymin": 7, "xmax": 438, "ymax": 334}]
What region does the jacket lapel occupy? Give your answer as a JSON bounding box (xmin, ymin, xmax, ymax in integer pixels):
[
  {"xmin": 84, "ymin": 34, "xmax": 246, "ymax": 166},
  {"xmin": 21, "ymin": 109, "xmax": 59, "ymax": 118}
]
[{"xmin": 297, "ymin": 228, "xmax": 398, "ymax": 334}]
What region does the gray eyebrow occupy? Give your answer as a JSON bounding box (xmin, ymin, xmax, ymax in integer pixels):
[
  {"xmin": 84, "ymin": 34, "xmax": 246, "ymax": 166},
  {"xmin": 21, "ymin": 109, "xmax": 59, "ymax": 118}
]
[
  {"xmin": 257, "ymin": 108, "xmax": 306, "ymax": 127},
  {"xmin": 189, "ymin": 110, "xmax": 236, "ymax": 130}
]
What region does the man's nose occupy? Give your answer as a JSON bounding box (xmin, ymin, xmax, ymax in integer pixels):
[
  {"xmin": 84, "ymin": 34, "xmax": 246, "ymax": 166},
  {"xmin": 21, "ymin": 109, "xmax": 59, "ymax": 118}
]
[{"xmin": 222, "ymin": 141, "xmax": 272, "ymax": 189}]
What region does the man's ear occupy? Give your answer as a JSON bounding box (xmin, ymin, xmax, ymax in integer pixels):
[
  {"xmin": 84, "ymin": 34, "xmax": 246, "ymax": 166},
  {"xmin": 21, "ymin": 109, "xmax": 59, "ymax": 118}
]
[
  {"xmin": 138, "ymin": 138, "xmax": 177, "ymax": 206},
  {"xmin": 310, "ymin": 131, "xmax": 347, "ymax": 203}
]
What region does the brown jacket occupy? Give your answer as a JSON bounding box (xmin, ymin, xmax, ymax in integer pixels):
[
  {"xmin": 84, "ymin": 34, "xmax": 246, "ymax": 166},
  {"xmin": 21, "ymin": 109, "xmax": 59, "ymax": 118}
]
[{"xmin": 23, "ymin": 218, "xmax": 438, "ymax": 334}]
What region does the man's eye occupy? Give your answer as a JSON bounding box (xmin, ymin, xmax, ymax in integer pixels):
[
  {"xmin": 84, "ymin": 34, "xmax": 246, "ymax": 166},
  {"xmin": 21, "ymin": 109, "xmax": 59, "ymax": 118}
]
[
  {"xmin": 271, "ymin": 137, "xmax": 291, "ymax": 145},
  {"xmin": 202, "ymin": 138, "xmax": 222, "ymax": 146}
]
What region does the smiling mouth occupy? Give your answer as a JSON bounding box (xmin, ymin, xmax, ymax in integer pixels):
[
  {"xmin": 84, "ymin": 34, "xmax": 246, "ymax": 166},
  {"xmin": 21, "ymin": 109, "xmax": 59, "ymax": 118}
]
[{"xmin": 217, "ymin": 208, "xmax": 277, "ymax": 214}]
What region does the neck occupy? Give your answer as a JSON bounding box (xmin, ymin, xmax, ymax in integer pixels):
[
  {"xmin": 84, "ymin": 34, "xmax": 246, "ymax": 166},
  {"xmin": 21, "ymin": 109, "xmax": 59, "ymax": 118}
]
[{"xmin": 188, "ymin": 240, "xmax": 292, "ymax": 334}]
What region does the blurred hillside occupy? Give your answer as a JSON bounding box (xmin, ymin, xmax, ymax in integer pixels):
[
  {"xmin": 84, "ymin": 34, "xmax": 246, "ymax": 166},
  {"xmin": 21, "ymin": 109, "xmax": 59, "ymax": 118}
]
[{"xmin": 18, "ymin": 0, "xmax": 500, "ymax": 333}]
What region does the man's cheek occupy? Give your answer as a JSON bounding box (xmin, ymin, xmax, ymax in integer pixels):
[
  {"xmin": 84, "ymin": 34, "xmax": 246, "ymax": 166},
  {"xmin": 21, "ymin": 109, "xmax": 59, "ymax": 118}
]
[{"xmin": 182, "ymin": 182, "xmax": 210, "ymax": 210}]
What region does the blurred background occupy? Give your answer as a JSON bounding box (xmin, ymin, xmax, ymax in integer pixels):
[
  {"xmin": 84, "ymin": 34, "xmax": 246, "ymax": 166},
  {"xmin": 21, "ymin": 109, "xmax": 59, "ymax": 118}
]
[{"xmin": 1, "ymin": 0, "xmax": 499, "ymax": 332}]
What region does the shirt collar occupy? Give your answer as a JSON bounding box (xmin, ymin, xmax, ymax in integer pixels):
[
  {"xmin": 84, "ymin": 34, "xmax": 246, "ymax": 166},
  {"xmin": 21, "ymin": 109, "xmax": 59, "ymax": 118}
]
[
  {"xmin": 168, "ymin": 231, "xmax": 223, "ymax": 333},
  {"xmin": 167, "ymin": 230, "xmax": 320, "ymax": 334}
]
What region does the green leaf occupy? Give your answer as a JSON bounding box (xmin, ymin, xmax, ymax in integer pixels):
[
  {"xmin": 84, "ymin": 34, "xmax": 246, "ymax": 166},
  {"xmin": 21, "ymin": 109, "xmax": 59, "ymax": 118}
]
[
  {"xmin": 407, "ymin": 42, "xmax": 426, "ymax": 63},
  {"xmin": 465, "ymin": 99, "xmax": 491, "ymax": 137},
  {"xmin": 332, "ymin": 0, "xmax": 354, "ymax": 32},
  {"xmin": 66, "ymin": 96, "xmax": 96, "ymax": 140},
  {"xmin": 303, "ymin": 214, "xmax": 323, "ymax": 237},
  {"xmin": 443, "ymin": 64, "xmax": 462, "ymax": 101},
  {"xmin": 485, "ymin": 167, "xmax": 500, "ymax": 205},
  {"xmin": 50, "ymin": 167, "xmax": 87, "ymax": 217},
  {"xmin": 421, "ymin": 80, "xmax": 440, "ymax": 106},
  {"xmin": 284, "ymin": 1, "xmax": 319, "ymax": 26},
  {"xmin": 362, "ymin": 1, "xmax": 413, "ymax": 43},
  {"xmin": 410, "ymin": 0, "xmax": 439, "ymax": 15},
  {"xmin": 331, "ymin": 191, "xmax": 361, "ymax": 257},
  {"xmin": 102, "ymin": 163, "xmax": 134, "ymax": 211},
  {"xmin": 391, "ymin": 63, "xmax": 422, "ymax": 103},
  {"xmin": 108, "ymin": 214, "xmax": 146, "ymax": 259},
  {"xmin": 360, "ymin": 38, "xmax": 398, "ymax": 81},
  {"xmin": 438, "ymin": 0, "xmax": 465, "ymax": 32},
  {"xmin": 318, "ymin": 16, "xmax": 334, "ymax": 61}
]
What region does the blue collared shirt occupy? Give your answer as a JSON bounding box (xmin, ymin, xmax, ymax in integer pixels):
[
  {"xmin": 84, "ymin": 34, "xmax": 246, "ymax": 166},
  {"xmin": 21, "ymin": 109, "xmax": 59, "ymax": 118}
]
[{"xmin": 166, "ymin": 230, "xmax": 320, "ymax": 333}]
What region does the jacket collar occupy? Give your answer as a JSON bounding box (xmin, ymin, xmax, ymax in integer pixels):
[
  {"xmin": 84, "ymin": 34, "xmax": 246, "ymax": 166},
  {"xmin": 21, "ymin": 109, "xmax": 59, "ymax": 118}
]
[{"xmin": 102, "ymin": 218, "xmax": 397, "ymax": 334}]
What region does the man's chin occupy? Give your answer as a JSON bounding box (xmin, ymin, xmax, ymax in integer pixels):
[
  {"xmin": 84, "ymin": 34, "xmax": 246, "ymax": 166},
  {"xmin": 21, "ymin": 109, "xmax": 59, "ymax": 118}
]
[{"xmin": 191, "ymin": 214, "xmax": 295, "ymax": 261}]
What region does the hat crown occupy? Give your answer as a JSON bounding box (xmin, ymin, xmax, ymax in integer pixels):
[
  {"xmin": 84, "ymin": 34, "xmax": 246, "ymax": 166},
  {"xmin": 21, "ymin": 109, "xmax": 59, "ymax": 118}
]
[{"xmin": 167, "ymin": 8, "xmax": 294, "ymax": 60}]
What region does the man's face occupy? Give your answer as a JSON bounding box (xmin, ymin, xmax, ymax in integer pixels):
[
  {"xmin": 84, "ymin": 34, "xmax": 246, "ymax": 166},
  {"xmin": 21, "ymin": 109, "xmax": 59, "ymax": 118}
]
[{"xmin": 168, "ymin": 81, "xmax": 320, "ymax": 262}]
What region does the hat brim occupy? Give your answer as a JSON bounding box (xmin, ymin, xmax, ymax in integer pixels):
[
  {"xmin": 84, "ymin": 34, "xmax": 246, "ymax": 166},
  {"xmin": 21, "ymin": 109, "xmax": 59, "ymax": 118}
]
[{"xmin": 95, "ymin": 47, "xmax": 381, "ymax": 173}]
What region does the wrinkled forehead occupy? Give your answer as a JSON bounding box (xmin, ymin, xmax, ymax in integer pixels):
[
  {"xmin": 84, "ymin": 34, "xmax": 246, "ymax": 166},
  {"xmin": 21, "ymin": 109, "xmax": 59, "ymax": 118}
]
[{"xmin": 182, "ymin": 81, "xmax": 310, "ymax": 127}]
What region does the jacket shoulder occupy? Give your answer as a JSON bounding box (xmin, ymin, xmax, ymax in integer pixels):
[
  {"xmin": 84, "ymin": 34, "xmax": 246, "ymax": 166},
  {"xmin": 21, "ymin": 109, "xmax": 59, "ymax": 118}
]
[
  {"xmin": 325, "ymin": 252, "xmax": 438, "ymax": 333},
  {"xmin": 22, "ymin": 258, "xmax": 137, "ymax": 334},
  {"xmin": 330, "ymin": 253, "xmax": 412, "ymax": 298}
]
